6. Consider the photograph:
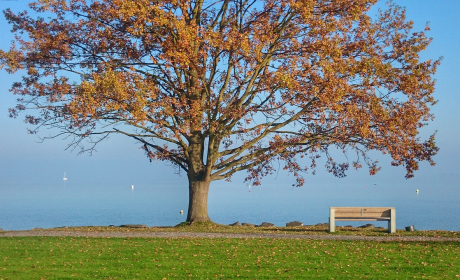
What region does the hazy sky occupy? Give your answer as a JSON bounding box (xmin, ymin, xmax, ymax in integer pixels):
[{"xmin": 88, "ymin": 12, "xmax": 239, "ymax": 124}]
[{"xmin": 1, "ymin": 1, "xmax": 459, "ymax": 197}]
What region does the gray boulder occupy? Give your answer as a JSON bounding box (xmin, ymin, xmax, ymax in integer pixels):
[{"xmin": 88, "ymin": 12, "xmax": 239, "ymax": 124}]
[
  {"xmin": 286, "ymin": 221, "xmax": 303, "ymax": 227},
  {"xmin": 358, "ymin": 224, "xmax": 375, "ymax": 229},
  {"xmin": 119, "ymin": 224, "xmax": 148, "ymax": 228},
  {"xmin": 405, "ymin": 225, "xmax": 416, "ymax": 232},
  {"xmin": 315, "ymin": 223, "xmax": 329, "ymax": 227},
  {"xmin": 257, "ymin": 222, "xmax": 275, "ymax": 227},
  {"xmin": 229, "ymin": 221, "xmax": 241, "ymax": 226}
]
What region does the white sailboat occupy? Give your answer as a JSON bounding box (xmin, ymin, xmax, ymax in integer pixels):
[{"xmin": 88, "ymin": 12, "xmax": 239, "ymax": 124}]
[{"xmin": 63, "ymin": 173, "xmax": 68, "ymax": 181}]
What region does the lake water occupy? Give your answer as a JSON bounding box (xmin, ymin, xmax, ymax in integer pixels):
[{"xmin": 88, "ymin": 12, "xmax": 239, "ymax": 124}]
[{"xmin": 1, "ymin": 182, "xmax": 459, "ymax": 231}]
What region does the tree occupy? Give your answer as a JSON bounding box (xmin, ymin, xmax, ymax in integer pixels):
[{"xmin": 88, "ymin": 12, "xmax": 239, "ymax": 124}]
[{"xmin": 1, "ymin": 0, "xmax": 439, "ymax": 223}]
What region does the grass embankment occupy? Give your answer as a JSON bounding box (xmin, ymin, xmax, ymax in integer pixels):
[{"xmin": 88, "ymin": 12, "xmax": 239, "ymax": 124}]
[
  {"xmin": 1, "ymin": 236, "xmax": 459, "ymax": 279},
  {"xmin": 26, "ymin": 222, "xmax": 460, "ymax": 238}
]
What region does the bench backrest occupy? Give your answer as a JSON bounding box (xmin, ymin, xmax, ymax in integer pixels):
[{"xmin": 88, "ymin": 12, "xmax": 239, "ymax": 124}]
[{"xmin": 330, "ymin": 207, "xmax": 394, "ymax": 218}]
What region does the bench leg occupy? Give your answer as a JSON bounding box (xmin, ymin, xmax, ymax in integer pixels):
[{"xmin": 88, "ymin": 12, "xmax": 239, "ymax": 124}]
[
  {"xmin": 329, "ymin": 208, "xmax": 335, "ymax": 233},
  {"xmin": 388, "ymin": 208, "xmax": 396, "ymax": 233}
]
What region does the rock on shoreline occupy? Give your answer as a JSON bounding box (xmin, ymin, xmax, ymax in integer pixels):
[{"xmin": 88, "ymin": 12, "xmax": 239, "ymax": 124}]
[
  {"xmin": 119, "ymin": 224, "xmax": 148, "ymax": 228},
  {"xmin": 286, "ymin": 221, "xmax": 303, "ymax": 227}
]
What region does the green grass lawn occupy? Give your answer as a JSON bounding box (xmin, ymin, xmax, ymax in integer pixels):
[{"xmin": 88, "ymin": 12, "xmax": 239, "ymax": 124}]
[{"xmin": 1, "ymin": 236, "xmax": 459, "ymax": 279}]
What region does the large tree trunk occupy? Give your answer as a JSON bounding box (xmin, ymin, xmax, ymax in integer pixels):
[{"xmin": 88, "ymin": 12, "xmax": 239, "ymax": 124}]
[
  {"xmin": 186, "ymin": 177, "xmax": 211, "ymax": 223},
  {"xmin": 186, "ymin": 131, "xmax": 212, "ymax": 223}
]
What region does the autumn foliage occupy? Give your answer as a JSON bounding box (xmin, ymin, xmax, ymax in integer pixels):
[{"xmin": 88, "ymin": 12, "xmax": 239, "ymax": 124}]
[{"xmin": 1, "ymin": 0, "xmax": 439, "ymax": 222}]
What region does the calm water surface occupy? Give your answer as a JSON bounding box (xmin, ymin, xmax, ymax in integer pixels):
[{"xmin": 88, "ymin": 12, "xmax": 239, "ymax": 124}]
[{"xmin": 1, "ymin": 182, "xmax": 459, "ymax": 231}]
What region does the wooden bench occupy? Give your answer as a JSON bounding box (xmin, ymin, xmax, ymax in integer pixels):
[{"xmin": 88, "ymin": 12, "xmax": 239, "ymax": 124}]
[{"xmin": 329, "ymin": 207, "xmax": 396, "ymax": 233}]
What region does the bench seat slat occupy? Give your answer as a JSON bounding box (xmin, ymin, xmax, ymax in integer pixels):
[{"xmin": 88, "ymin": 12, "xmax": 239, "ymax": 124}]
[
  {"xmin": 335, "ymin": 218, "xmax": 390, "ymax": 221},
  {"xmin": 334, "ymin": 213, "xmax": 391, "ymax": 218},
  {"xmin": 332, "ymin": 207, "xmax": 392, "ymax": 218}
]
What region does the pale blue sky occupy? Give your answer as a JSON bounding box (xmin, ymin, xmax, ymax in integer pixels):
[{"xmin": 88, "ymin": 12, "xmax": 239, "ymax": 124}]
[{"xmin": 0, "ymin": 1, "xmax": 459, "ymax": 198}]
